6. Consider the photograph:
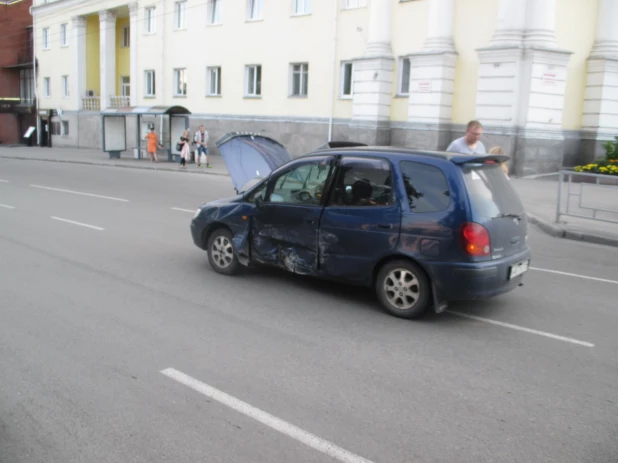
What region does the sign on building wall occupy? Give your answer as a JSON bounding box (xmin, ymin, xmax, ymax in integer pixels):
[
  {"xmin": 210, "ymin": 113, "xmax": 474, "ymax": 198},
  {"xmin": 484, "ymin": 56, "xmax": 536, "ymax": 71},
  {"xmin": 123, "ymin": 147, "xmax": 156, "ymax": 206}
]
[{"xmin": 418, "ymin": 81, "xmax": 433, "ymax": 93}]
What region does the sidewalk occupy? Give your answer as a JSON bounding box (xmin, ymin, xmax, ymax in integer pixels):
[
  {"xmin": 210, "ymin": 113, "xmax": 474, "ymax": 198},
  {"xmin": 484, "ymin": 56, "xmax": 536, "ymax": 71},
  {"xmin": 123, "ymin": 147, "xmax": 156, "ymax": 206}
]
[
  {"xmin": 2, "ymin": 145, "xmax": 618, "ymax": 247},
  {"xmin": 0, "ymin": 145, "xmax": 229, "ymax": 177}
]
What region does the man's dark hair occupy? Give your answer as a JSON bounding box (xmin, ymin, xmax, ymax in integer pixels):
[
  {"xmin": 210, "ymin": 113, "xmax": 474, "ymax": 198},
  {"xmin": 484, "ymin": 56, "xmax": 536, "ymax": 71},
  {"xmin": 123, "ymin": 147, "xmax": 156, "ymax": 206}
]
[{"xmin": 467, "ymin": 120, "xmax": 482, "ymax": 131}]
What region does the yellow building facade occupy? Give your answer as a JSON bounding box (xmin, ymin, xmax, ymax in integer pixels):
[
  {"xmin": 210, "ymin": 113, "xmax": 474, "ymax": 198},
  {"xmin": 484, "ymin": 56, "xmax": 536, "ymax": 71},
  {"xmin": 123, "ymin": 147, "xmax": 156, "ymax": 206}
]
[{"xmin": 31, "ymin": 0, "xmax": 618, "ymax": 175}]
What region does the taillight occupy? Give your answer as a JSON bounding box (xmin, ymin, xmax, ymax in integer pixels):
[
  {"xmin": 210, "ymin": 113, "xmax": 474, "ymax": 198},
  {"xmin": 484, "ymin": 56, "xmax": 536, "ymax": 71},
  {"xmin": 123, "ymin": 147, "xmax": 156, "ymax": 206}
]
[{"xmin": 460, "ymin": 222, "xmax": 491, "ymax": 257}]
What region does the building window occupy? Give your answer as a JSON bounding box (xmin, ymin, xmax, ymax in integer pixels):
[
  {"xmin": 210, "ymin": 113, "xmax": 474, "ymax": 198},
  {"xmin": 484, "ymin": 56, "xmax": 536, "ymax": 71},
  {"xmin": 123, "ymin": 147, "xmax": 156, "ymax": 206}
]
[
  {"xmin": 207, "ymin": 67, "xmax": 221, "ymax": 96},
  {"xmin": 62, "ymin": 121, "xmax": 70, "ymax": 136},
  {"xmin": 121, "ymin": 76, "xmax": 130, "ymax": 97},
  {"xmin": 208, "ymin": 0, "xmax": 222, "ymax": 25},
  {"xmin": 343, "ymin": 0, "xmax": 366, "ymax": 8},
  {"xmin": 43, "ymin": 77, "xmax": 51, "ymax": 98},
  {"xmin": 144, "ymin": 70, "xmax": 155, "ymax": 96},
  {"xmin": 247, "ymin": 0, "xmax": 263, "ymax": 20},
  {"xmin": 145, "ymin": 7, "xmax": 156, "ymax": 34},
  {"xmin": 121, "ymin": 26, "xmax": 130, "ymax": 47},
  {"xmin": 293, "ymin": 0, "xmax": 311, "ymax": 15},
  {"xmin": 398, "ymin": 57, "xmax": 410, "ymax": 95},
  {"xmin": 62, "ymin": 75, "xmax": 69, "ymax": 98},
  {"xmin": 245, "ymin": 65, "xmax": 262, "ymax": 97},
  {"xmin": 174, "ymin": 68, "xmax": 187, "ymax": 96},
  {"xmin": 340, "ymin": 61, "xmax": 354, "ymax": 97},
  {"xmin": 174, "ymin": 1, "xmax": 187, "ymax": 29},
  {"xmin": 60, "ymin": 24, "xmax": 68, "ymax": 46},
  {"xmin": 42, "ymin": 28, "xmax": 50, "ymax": 49},
  {"xmin": 290, "ymin": 63, "xmax": 308, "ymax": 97},
  {"xmin": 51, "ymin": 121, "xmax": 61, "ymax": 135},
  {"xmin": 20, "ymin": 69, "xmax": 34, "ymax": 104}
]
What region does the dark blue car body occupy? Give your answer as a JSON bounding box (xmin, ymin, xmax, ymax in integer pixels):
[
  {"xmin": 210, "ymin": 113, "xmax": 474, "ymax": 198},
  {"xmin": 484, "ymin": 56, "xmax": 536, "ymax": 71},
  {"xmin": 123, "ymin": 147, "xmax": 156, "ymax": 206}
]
[{"xmin": 191, "ymin": 133, "xmax": 531, "ymax": 317}]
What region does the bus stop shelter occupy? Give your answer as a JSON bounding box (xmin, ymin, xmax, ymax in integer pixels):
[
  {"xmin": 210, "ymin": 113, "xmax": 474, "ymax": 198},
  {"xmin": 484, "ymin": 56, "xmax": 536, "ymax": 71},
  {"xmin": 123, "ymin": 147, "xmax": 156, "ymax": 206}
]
[{"xmin": 101, "ymin": 105, "xmax": 191, "ymax": 161}]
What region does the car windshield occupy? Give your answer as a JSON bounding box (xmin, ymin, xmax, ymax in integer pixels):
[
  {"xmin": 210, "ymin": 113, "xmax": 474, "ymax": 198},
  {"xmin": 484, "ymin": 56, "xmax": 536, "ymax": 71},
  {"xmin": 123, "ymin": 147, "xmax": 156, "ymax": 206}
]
[{"xmin": 461, "ymin": 164, "xmax": 524, "ymax": 219}]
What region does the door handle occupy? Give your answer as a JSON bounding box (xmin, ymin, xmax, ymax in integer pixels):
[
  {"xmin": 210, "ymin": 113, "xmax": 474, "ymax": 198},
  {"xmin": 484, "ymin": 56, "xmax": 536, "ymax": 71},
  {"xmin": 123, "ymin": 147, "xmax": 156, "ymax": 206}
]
[
  {"xmin": 304, "ymin": 218, "xmax": 315, "ymax": 224},
  {"xmin": 377, "ymin": 224, "xmax": 393, "ymax": 229}
]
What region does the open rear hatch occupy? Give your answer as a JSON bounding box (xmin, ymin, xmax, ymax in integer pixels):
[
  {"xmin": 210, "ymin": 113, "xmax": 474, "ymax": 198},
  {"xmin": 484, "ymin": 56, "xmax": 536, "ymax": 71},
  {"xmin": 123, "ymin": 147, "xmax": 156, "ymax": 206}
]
[{"xmin": 456, "ymin": 156, "xmax": 528, "ymax": 260}]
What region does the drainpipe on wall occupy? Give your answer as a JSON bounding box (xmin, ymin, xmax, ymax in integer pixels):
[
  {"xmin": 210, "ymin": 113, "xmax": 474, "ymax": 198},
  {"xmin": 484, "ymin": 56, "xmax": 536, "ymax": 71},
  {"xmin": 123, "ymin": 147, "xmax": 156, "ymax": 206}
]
[
  {"xmin": 30, "ymin": 5, "xmax": 40, "ymax": 146},
  {"xmin": 327, "ymin": 0, "xmax": 339, "ymax": 142},
  {"xmin": 160, "ymin": 0, "xmax": 166, "ymax": 149}
]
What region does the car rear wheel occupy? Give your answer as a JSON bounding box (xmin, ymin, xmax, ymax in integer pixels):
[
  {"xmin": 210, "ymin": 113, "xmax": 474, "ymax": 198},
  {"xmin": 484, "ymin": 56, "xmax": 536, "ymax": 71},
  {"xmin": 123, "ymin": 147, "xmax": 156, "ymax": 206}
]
[
  {"xmin": 376, "ymin": 260, "xmax": 430, "ymax": 319},
  {"xmin": 207, "ymin": 228, "xmax": 240, "ymax": 276}
]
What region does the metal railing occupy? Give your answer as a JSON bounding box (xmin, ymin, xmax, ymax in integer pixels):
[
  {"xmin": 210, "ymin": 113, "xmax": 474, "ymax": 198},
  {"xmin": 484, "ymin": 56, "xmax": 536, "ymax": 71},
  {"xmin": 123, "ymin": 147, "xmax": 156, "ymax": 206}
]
[
  {"xmin": 109, "ymin": 96, "xmax": 130, "ymax": 108},
  {"xmin": 82, "ymin": 97, "xmax": 101, "ymax": 111},
  {"xmin": 556, "ymin": 170, "xmax": 618, "ymax": 225}
]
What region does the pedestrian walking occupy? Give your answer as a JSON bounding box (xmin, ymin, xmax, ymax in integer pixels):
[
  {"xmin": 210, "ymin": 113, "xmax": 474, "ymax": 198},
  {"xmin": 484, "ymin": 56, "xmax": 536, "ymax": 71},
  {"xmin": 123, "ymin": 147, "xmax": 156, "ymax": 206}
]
[
  {"xmin": 193, "ymin": 125, "xmax": 211, "ymax": 168},
  {"xmin": 178, "ymin": 129, "xmax": 191, "ymax": 168},
  {"xmin": 446, "ymin": 120, "xmax": 486, "ymax": 155},
  {"xmin": 145, "ymin": 126, "xmax": 161, "ymax": 162}
]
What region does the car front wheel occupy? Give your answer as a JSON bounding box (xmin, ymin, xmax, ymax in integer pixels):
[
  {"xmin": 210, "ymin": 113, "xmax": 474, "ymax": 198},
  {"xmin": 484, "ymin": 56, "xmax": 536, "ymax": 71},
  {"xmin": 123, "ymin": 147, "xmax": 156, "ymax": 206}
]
[
  {"xmin": 376, "ymin": 260, "xmax": 430, "ymax": 319},
  {"xmin": 207, "ymin": 228, "xmax": 240, "ymax": 276}
]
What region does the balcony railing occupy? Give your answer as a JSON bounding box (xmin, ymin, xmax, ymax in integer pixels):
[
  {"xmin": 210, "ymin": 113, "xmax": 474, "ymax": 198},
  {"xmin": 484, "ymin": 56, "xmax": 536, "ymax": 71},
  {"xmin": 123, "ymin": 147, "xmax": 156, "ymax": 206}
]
[
  {"xmin": 82, "ymin": 97, "xmax": 101, "ymax": 111},
  {"xmin": 109, "ymin": 96, "xmax": 130, "ymax": 108},
  {"xmin": 81, "ymin": 96, "xmax": 130, "ymax": 111}
]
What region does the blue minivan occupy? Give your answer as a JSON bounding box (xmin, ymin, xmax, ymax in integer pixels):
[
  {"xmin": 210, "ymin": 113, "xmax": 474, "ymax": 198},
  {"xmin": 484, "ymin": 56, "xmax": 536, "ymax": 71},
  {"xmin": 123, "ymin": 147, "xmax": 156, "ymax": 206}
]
[{"xmin": 190, "ymin": 133, "xmax": 531, "ymax": 319}]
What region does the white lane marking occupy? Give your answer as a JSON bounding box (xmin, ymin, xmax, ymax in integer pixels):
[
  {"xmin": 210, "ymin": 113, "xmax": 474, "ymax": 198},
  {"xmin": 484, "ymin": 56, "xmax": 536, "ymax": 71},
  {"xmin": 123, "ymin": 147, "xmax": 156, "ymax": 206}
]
[
  {"xmin": 0, "ymin": 204, "xmax": 15, "ymax": 209},
  {"xmin": 0, "ymin": 179, "xmax": 9, "ymax": 183},
  {"xmin": 531, "ymin": 267, "xmax": 618, "ymax": 285},
  {"xmin": 31, "ymin": 184, "xmax": 129, "ymax": 202},
  {"xmin": 51, "ymin": 216, "xmax": 104, "ymax": 231},
  {"xmin": 171, "ymin": 207, "xmax": 195, "ymax": 213},
  {"xmin": 161, "ymin": 368, "xmax": 375, "ymax": 463},
  {"xmin": 448, "ymin": 311, "xmax": 594, "ymax": 348}
]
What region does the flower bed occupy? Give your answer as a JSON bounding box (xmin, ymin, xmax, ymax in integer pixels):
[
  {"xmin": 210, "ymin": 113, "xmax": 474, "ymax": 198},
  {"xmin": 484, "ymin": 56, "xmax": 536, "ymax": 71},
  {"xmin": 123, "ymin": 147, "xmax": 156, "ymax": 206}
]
[{"xmin": 573, "ymin": 137, "xmax": 618, "ymax": 176}]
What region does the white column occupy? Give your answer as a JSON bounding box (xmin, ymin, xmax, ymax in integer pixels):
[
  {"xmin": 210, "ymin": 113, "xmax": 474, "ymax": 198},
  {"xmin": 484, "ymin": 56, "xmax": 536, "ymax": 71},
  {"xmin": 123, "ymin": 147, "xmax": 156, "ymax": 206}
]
[
  {"xmin": 583, "ymin": 0, "xmax": 618, "ymax": 134},
  {"xmin": 71, "ymin": 16, "xmax": 87, "ymax": 110},
  {"xmin": 99, "ymin": 10, "xmax": 116, "ymax": 111},
  {"xmin": 129, "ymin": 3, "xmax": 138, "ymax": 106},
  {"xmin": 407, "ymin": 0, "xmax": 457, "ymax": 129},
  {"xmin": 590, "ymin": 0, "xmax": 618, "ymax": 58},
  {"xmin": 423, "ymin": 0, "xmax": 455, "ymax": 52},
  {"xmin": 524, "ymin": 0, "xmax": 557, "ymax": 48},
  {"xmin": 364, "ymin": 0, "xmax": 392, "ymax": 58},
  {"xmin": 490, "ymin": 0, "xmax": 527, "ymax": 47}
]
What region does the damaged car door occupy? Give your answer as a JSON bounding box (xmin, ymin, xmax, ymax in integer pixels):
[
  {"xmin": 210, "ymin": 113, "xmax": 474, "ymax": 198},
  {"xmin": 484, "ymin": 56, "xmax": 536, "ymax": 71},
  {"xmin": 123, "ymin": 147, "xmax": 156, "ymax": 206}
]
[
  {"xmin": 319, "ymin": 156, "xmax": 401, "ymax": 283},
  {"xmin": 251, "ymin": 156, "xmax": 335, "ymax": 275}
]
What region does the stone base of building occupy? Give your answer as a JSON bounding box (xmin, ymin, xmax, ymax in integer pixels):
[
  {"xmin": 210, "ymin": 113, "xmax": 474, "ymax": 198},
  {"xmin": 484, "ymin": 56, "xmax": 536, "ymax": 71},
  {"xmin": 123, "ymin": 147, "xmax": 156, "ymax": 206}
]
[{"xmin": 49, "ymin": 111, "xmax": 611, "ymax": 176}]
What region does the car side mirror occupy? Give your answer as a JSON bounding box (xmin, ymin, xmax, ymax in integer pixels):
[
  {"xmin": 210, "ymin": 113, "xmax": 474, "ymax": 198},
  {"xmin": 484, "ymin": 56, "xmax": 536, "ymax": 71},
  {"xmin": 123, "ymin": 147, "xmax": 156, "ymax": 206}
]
[{"xmin": 255, "ymin": 196, "xmax": 264, "ymax": 209}]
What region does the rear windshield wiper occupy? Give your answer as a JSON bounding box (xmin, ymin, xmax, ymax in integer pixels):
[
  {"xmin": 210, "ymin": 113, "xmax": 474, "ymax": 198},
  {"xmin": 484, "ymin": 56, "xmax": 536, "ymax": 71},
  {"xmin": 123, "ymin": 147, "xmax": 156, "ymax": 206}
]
[{"xmin": 493, "ymin": 213, "xmax": 522, "ymax": 220}]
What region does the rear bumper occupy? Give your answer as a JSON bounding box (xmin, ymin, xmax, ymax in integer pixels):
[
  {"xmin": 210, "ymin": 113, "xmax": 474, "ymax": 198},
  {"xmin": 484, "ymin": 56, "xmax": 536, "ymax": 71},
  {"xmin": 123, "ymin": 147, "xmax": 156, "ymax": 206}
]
[{"xmin": 430, "ymin": 249, "xmax": 531, "ymax": 301}]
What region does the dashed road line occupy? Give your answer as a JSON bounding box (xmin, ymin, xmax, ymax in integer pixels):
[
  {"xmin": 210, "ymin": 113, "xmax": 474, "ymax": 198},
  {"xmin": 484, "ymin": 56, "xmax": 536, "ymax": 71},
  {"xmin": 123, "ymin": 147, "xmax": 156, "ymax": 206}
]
[
  {"xmin": 0, "ymin": 204, "xmax": 15, "ymax": 209},
  {"xmin": 531, "ymin": 267, "xmax": 618, "ymax": 285},
  {"xmin": 171, "ymin": 207, "xmax": 195, "ymax": 213},
  {"xmin": 31, "ymin": 184, "xmax": 129, "ymax": 202},
  {"xmin": 448, "ymin": 311, "xmax": 594, "ymax": 347},
  {"xmin": 161, "ymin": 368, "xmax": 375, "ymax": 463},
  {"xmin": 51, "ymin": 216, "xmax": 104, "ymax": 231}
]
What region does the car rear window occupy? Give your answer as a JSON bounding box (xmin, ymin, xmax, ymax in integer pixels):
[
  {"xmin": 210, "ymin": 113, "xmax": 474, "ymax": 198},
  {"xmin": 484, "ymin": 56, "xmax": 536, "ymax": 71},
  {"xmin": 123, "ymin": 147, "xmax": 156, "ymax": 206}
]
[
  {"xmin": 400, "ymin": 161, "xmax": 451, "ymax": 213},
  {"xmin": 461, "ymin": 164, "xmax": 524, "ymax": 218}
]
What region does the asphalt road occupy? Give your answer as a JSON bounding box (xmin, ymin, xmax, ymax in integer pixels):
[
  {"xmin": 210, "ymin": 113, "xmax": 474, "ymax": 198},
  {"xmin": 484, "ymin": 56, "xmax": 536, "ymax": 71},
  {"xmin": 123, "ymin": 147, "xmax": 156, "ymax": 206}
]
[{"xmin": 1, "ymin": 158, "xmax": 617, "ymax": 463}]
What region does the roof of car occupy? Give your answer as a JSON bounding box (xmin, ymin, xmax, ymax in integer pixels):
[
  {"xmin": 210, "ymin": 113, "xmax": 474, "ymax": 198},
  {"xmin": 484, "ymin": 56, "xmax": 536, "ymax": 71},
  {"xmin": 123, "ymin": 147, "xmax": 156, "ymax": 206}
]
[{"xmin": 309, "ymin": 145, "xmax": 457, "ymax": 160}]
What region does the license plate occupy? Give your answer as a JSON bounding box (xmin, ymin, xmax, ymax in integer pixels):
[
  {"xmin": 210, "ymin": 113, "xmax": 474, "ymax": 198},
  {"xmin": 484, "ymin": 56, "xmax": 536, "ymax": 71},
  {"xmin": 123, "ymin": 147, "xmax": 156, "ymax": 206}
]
[{"xmin": 509, "ymin": 259, "xmax": 530, "ymax": 280}]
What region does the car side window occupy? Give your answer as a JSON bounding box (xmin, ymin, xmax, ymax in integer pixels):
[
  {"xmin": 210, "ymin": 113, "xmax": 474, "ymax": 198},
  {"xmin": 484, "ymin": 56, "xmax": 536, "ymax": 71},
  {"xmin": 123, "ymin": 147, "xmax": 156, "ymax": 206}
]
[
  {"xmin": 328, "ymin": 157, "xmax": 393, "ymax": 207},
  {"xmin": 246, "ymin": 182, "xmax": 267, "ymax": 203},
  {"xmin": 267, "ymin": 159, "xmax": 332, "ymax": 206},
  {"xmin": 399, "ymin": 161, "xmax": 451, "ymax": 213}
]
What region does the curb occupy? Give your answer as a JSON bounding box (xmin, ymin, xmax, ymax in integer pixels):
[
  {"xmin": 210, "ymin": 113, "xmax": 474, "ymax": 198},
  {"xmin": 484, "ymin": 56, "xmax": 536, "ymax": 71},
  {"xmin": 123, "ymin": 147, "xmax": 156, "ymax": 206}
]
[
  {"xmin": 0, "ymin": 155, "xmax": 231, "ymax": 178},
  {"xmin": 527, "ymin": 212, "xmax": 618, "ymax": 248}
]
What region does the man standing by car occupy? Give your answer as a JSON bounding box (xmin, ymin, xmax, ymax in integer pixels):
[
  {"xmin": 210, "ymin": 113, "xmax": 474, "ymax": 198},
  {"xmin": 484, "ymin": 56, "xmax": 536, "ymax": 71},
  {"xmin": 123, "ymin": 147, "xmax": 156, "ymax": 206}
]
[
  {"xmin": 194, "ymin": 125, "xmax": 211, "ymax": 168},
  {"xmin": 447, "ymin": 120, "xmax": 486, "ymax": 155}
]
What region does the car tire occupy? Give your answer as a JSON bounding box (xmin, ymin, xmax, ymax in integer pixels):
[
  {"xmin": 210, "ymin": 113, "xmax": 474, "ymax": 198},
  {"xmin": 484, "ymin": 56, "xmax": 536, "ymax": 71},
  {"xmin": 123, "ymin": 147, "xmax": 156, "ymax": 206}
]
[
  {"xmin": 375, "ymin": 259, "xmax": 430, "ymax": 319},
  {"xmin": 207, "ymin": 228, "xmax": 240, "ymax": 276}
]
